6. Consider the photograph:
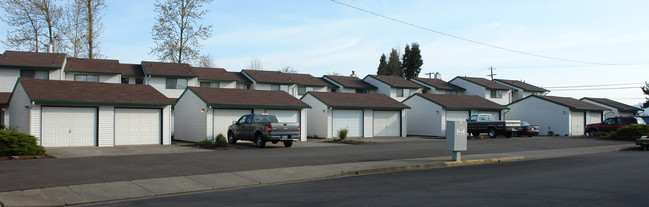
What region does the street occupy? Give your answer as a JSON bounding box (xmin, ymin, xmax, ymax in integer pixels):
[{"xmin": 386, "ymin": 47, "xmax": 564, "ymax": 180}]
[{"xmin": 86, "ymin": 150, "xmax": 649, "ymax": 207}]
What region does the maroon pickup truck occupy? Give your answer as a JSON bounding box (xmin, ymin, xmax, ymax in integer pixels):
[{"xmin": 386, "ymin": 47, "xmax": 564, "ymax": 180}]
[{"xmin": 585, "ymin": 116, "xmax": 646, "ymax": 136}]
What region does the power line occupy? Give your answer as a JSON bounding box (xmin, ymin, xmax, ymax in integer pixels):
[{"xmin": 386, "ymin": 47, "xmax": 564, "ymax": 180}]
[
  {"xmin": 330, "ymin": 0, "xmax": 634, "ymax": 66},
  {"xmin": 545, "ymin": 82, "xmax": 644, "ymax": 89}
]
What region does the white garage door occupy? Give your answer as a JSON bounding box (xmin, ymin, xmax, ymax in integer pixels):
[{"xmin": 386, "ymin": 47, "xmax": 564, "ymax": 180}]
[
  {"xmin": 333, "ymin": 110, "xmax": 363, "ymax": 137},
  {"xmin": 265, "ymin": 110, "xmax": 300, "ymax": 123},
  {"xmin": 373, "ymin": 111, "xmax": 400, "ymax": 137},
  {"xmin": 41, "ymin": 107, "xmax": 97, "ymax": 147},
  {"xmin": 571, "ymin": 111, "xmax": 585, "ymax": 136},
  {"xmin": 589, "ymin": 112, "xmax": 602, "ymax": 125},
  {"xmin": 446, "ymin": 111, "xmax": 469, "ymax": 122},
  {"xmin": 115, "ymin": 108, "xmax": 161, "ymax": 145},
  {"xmin": 214, "ymin": 109, "xmax": 252, "ymax": 137}
]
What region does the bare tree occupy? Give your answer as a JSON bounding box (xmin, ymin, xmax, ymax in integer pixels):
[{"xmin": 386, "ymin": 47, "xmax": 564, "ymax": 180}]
[
  {"xmin": 151, "ymin": 0, "xmax": 213, "ymax": 64},
  {"xmin": 246, "ymin": 57, "xmax": 263, "ymax": 70},
  {"xmin": 82, "ymin": 0, "xmax": 105, "ymax": 59},
  {"xmin": 326, "ymin": 72, "xmax": 342, "ymax": 76},
  {"xmin": 1, "ymin": 0, "xmax": 62, "ymax": 52},
  {"xmin": 197, "ymin": 54, "xmax": 214, "ymax": 67},
  {"xmin": 279, "ymin": 66, "xmax": 297, "ymax": 73},
  {"xmin": 62, "ymin": 0, "xmax": 85, "ymax": 57}
]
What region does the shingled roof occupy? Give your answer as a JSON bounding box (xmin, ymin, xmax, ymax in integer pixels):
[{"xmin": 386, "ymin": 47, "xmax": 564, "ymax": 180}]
[
  {"xmin": 120, "ymin": 64, "xmax": 144, "ymax": 77},
  {"xmin": 241, "ymin": 70, "xmax": 291, "ymax": 84},
  {"xmin": 65, "ymin": 58, "xmax": 121, "ymax": 74},
  {"xmin": 0, "ymin": 92, "xmax": 10, "ymax": 105},
  {"xmin": 408, "ymin": 94, "xmax": 507, "ymax": 110},
  {"xmin": 16, "ymin": 78, "xmax": 174, "ymax": 105},
  {"xmin": 303, "ymin": 92, "xmax": 409, "ymax": 110},
  {"xmin": 365, "ymin": 75, "xmax": 423, "ymax": 89},
  {"xmin": 187, "ymin": 87, "xmax": 310, "ymax": 109},
  {"xmin": 322, "ymin": 75, "xmax": 376, "ymax": 89},
  {"xmin": 451, "ymin": 77, "xmax": 511, "ymax": 90},
  {"xmin": 412, "ymin": 77, "xmax": 465, "ymax": 91},
  {"xmin": 141, "ymin": 61, "xmax": 197, "ymax": 77},
  {"xmin": 0, "ymin": 51, "xmax": 66, "ymax": 69},
  {"xmin": 495, "ymin": 79, "xmax": 548, "ymax": 93},
  {"xmin": 284, "ymin": 73, "xmax": 335, "ymax": 87},
  {"xmin": 581, "ymin": 97, "xmax": 641, "ymax": 112},
  {"xmin": 513, "ymin": 95, "xmax": 609, "ymax": 111},
  {"xmin": 192, "ymin": 67, "xmax": 251, "ymax": 83}
]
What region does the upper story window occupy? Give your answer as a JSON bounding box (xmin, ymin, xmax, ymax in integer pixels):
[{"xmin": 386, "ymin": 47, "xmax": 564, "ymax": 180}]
[
  {"xmin": 396, "ymin": 89, "xmax": 405, "ymax": 97},
  {"xmin": 239, "ymin": 84, "xmax": 251, "ymax": 89},
  {"xmin": 490, "ymin": 90, "xmax": 503, "ymax": 98},
  {"xmin": 166, "ymin": 78, "xmax": 188, "ymax": 89},
  {"xmin": 445, "ymin": 90, "xmax": 458, "ymax": 95},
  {"xmin": 135, "ymin": 78, "xmax": 143, "ymax": 84},
  {"xmin": 200, "ymin": 82, "xmax": 220, "ymax": 88},
  {"xmin": 74, "ymin": 74, "xmax": 99, "ymax": 82},
  {"xmin": 298, "ymin": 86, "xmax": 314, "ymax": 95},
  {"xmin": 355, "ymin": 89, "xmax": 368, "ymax": 93},
  {"xmin": 121, "ymin": 77, "xmax": 129, "ymax": 84},
  {"xmin": 331, "ymin": 88, "xmax": 337, "ymax": 92},
  {"xmin": 20, "ymin": 70, "xmax": 49, "ymax": 79},
  {"xmin": 271, "ymin": 84, "xmax": 289, "ymax": 93}
]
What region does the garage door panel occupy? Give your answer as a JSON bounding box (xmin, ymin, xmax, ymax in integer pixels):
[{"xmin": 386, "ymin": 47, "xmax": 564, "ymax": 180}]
[
  {"xmin": 447, "ymin": 111, "xmax": 469, "ymax": 122},
  {"xmin": 41, "ymin": 107, "xmax": 97, "ymax": 147},
  {"xmin": 214, "ymin": 109, "xmax": 252, "ymax": 137},
  {"xmin": 333, "ymin": 110, "xmax": 363, "ymax": 137},
  {"xmin": 115, "ymin": 108, "xmax": 161, "ymax": 145},
  {"xmin": 571, "ymin": 111, "xmax": 585, "ymax": 135},
  {"xmin": 373, "ymin": 111, "xmax": 400, "ymax": 137}
]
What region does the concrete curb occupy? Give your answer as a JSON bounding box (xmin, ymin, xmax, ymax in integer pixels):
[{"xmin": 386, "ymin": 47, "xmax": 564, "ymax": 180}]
[{"xmin": 0, "ymin": 144, "xmax": 633, "ymax": 207}]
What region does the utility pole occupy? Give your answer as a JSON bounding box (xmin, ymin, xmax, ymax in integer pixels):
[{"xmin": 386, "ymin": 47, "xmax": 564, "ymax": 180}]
[{"xmin": 487, "ymin": 67, "xmax": 496, "ymax": 81}]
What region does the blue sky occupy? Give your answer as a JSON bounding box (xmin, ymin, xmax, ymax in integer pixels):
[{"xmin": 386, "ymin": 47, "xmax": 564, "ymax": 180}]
[{"xmin": 1, "ymin": 0, "xmax": 648, "ymax": 106}]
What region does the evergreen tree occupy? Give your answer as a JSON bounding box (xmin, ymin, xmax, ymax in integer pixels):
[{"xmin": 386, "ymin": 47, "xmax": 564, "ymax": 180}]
[
  {"xmin": 386, "ymin": 48, "xmax": 402, "ymax": 76},
  {"xmin": 402, "ymin": 42, "xmax": 423, "ymax": 79},
  {"xmin": 643, "ymin": 82, "xmax": 649, "ymax": 109},
  {"xmin": 377, "ymin": 53, "xmax": 389, "ymax": 75}
]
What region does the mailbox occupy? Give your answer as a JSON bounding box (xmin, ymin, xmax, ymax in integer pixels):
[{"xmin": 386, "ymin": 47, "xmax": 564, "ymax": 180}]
[{"xmin": 446, "ymin": 121, "xmax": 467, "ymax": 161}]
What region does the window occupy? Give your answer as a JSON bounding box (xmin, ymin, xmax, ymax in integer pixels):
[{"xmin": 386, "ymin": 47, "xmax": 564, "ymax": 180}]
[
  {"xmin": 271, "ymin": 85, "xmax": 280, "ymax": 91},
  {"xmin": 200, "ymin": 82, "xmax": 219, "ymax": 88},
  {"xmin": 297, "ymin": 87, "xmax": 314, "ymax": 95},
  {"xmin": 330, "ymin": 88, "xmax": 337, "ymax": 92},
  {"xmin": 241, "ymin": 84, "xmax": 251, "ymax": 89},
  {"xmin": 74, "ymin": 74, "xmax": 99, "ymax": 82},
  {"xmin": 166, "ymin": 78, "xmax": 188, "ymax": 89},
  {"xmin": 490, "ymin": 90, "xmax": 503, "ymax": 98},
  {"xmin": 271, "ymin": 84, "xmax": 289, "ymax": 92},
  {"xmin": 135, "ymin": 78, "xmax": 143, "ymax": 84},
  {"xmin": 121, "ymin": 77, "xmax": 129, "ymax": 84},
  {"xmin": 20, "ymin": 70, "xmax": 49, "ymax": 79},
  {"xmin": 355, "ymin": 89, "xmax": 367, "ymax": 93},
  {"xmin": 396, "ymin": 89, "xmax": 404, "ymax": 97},
  {"xmin": 445, "ymin": 90, "xmax": 458, "ymax": 95}
]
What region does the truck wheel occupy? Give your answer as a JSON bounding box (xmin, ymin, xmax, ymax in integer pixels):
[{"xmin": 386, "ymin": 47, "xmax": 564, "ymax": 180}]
[
  {"xmin": 283, "ymin": 140, "xmax": 293, "ymax": 147},
  {"xmin": 255, "ymin": 133, "xmax": 266, "ymax": 148},
  {"xmin": 227, "ymin": 132, "xmax": 237, "ymax": 144},
  {"xmin": 587, "ymin": 128, "xmax": 597, "ymax": 136},
  {"xmin": 488, "ymin": 127, "xmax": 497, "ymax": 138}
]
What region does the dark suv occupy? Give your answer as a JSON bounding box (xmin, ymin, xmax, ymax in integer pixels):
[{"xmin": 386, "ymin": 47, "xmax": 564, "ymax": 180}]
[{"xmin": 585, "ymin": 116, "xmax": 646, "ymax": 136}]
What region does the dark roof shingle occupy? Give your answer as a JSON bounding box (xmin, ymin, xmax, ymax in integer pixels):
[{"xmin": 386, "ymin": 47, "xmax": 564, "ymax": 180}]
[
  {"xmin": 526, "ymin": 95, "xmax": 609, "ymax": 111},
  {"xmin": 304, "ymin": 92, "xmax": 409, "ymax": 110},
  {"xmin": 141, "ymin": 61, "xmax": 197, "ymax": 77},
  {"xmin": 453, "ymin": 77, "xmax": 511, "ymax": 90},
  {"xmin": 581, "ymin": 97, "xmax": 641, "ymax": 112},
  {"xmin": 366, "ymin": 75, "xmax": 423, "ymax": 89},
  {"xmin": 495, "ymin": 79, "xmax": 548, "ymax": 92},
  {"xmin": 120, "ymin": 64, "xmax": 144, "ymax": 77},
  {"xmin": 0, "ymin": 92, "xmax": 10, "ymax": 105},
  {"xmin": 242, "ymin": 70, "xmax": 291, "ymax": 84},
  {"xmin": 323, "ymin": 75, "xmax": 376, "ymax": 89},
  {"xmin": 0, "ymin": 51, "xmax": 66, "ymax": 69},
  {"xmin": 189, "ymin": 87, "xmax": 310, "ymax": 109},
  {"xmin": 65, "ymin": 58, "xmax": 121, "ymax": 74},
  {"xmin": 412, "ymin": 77, "xmax": 465, "ymax": 91},
  {"xmin": 17, "ymin": 78, "xmax": 174, "ymax": 105},
  {"xmin": 192, "ymin": 67, "xmax": 251, "ymax": 83},
  {"xmin": 284, "ymin": 73, "xmax": 335, "ymax": 87},
  {"xmin": 411, "ymin": 94, "xmax": 507, "ymax": 110}
]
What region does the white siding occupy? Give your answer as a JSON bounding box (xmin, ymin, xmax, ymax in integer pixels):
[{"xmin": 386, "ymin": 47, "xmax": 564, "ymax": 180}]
[
  {"xmin": 405, "ymin": 96, "xmax": 437, "ymax": 136},
  {"xmin": 507, "ymin": 96, "xmax": 571, "ymax": 136},
  {"xmin": 173, "ymin": 90, "xmax": 208, "ymax": 142},
  {"xmin": 400, "ymin": 109, "xmax": 408, "ymax": 137},
  {"xmin": 450, "ymin": 78, "xmax": 487, "ymax": 98},
  {"xmin": 254, "ymin": 83, "xmax": 272, "ymax": 90},
  {"xmin": 0, "ymin": 69, "xmax": 19, "ymax": 92},
  {"xmin": 363, "ymin": 109, "xmax": 372, "ymax": 137},
  {"xmin": 147, "ymin": 77, "xmax": 198, "ymax": 98},
  {"xmin": 363, "ymin": 77, "xmax": 392, "ymax": 99},
  {"xmin": 162, "ymin": 105, "xmax": 171, "ymax": 145},
  {"xmin": 98, "ymin": 106, "xmax": 115, "ymax": 146},
  {"xmin": 220, "ymin": 81, "xmax": 237, "ymax": 88},
  {"xmin": 299, "ymin": 108, "xmax": 307, "ymax": 141},
  {"xmin": 8, "ymin": 84, "xmax": 32, "ymax": 135},
  {"xmin": 302, "ymin": 94, "xmax": 329, "ymax": 138},
  {"xmin": 485, "ymin": 89, "xmax": 510, "ymax": 105}
]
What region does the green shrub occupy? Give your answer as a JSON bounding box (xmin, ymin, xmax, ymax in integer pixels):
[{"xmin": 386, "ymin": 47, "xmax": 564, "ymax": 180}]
[
  {"xmin": 337, "ymin": 128, "xmax": 348, "ymax": 140},
  {"xmin": 610, "ymin": 124, "xmax": 649, "ymax": 141},
  {"xmin": 594, "ymin": 131, "xmax": 610, "ymax": 137},
  {"xmin": 215, "ymin": 133, "xmax": 228, "ymax": 147},
  {"xmin": 0, "ymin": 130, "xmax": 45, "ymax": 156},
  {"xmin": 196, "ymin": 139, "xmax": 214, "ymax": 148}
]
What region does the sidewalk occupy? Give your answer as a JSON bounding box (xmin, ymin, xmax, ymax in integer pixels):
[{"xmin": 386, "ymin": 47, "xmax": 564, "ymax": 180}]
[{"xmin": 0, "ymin": 143, "xmax": 633, "ymax": 207}]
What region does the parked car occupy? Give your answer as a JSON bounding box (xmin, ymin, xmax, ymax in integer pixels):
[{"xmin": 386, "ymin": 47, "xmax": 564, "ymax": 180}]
[
  {"xmin": 520, "ymin": 121, "xmax": 540, "ymax": 137},
  {"xmin": 467, "ymin": 114, "xmax": 522, "ymax": 138},
  {"xmin": 636, "ymin": 116, "xmax": 649, "ymax": 124},
  {"xmin": 227, "ymin": 114, "xmax": 300, "ymax": 148},
  {"xmin": 585, "ymin": 116, "xmax": 646, "ymax": 136}
]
